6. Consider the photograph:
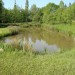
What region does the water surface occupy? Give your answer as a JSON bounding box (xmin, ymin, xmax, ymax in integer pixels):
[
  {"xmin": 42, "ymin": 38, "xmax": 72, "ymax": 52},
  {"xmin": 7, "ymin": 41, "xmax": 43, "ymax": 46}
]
[{"xmin": 3, "ymin": 27, "xmax": 74, "ymax": 53}]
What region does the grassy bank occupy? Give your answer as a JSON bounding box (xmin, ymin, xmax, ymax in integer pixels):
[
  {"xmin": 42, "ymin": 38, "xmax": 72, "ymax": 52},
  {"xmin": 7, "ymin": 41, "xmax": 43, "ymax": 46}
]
[
  {"xmin": 42, "ymin": 24, "xmax": 75, "ymax": 37},
  {"xmin": 0, "ymin": 22, "xmax": 41, "ymax": 28},
  {"xmin": 51, "ymin": 24, "xmax": 75, "ymax": 36},
  {"xmin": 0, "ymin": 26, "xmax": 19, "ymax": 38},
  {"xmin": 0, "ymin": 49, "xmax": 75, "ymax": 75}
]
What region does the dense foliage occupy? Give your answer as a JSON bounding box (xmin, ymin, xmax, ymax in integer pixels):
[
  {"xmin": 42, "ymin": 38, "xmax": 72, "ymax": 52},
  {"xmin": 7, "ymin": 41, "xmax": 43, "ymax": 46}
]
[
  {"xmin": 0, "ymin": 0, "xmax": 75, "ymax": 24},
  {"xmin": 0, "ymin": 0, "xmax": 4, "ymax": 22}
]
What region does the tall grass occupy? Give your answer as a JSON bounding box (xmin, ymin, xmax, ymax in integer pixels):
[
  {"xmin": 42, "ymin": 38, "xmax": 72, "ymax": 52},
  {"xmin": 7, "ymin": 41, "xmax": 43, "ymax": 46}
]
[
  {"xmin": 50, "ymin": 24, "xmax": 75, "ymax": 37},
  {"xmin": 0, "ymin": 41, "xmax": 75, "ymax": 75},
  {"xmin": 0, "ymin": 48, "xmax": 75, "ymax": 75}
]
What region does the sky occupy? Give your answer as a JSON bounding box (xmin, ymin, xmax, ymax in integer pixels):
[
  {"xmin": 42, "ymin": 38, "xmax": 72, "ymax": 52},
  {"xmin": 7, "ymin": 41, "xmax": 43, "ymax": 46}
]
[{"xmin": 3, "ymin": 0, "xmax": 74, "ymax": 9}]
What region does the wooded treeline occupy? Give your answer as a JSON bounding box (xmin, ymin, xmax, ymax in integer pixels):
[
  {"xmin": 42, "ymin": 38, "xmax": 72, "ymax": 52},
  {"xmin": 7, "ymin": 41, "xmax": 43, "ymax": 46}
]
[{"xmin": 0, "ymin": 0, "xmax": 75, "ymax": 24}]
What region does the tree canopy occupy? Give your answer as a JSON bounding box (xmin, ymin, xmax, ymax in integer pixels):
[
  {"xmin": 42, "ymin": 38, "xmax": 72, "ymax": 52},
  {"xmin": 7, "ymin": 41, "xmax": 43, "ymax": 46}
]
[
  {"xmin": 0, "ymin": 0, "xmax": 4, "ymax": 22},
  {"xmin": 0, "ymin": 0, "xmax": 75, "ymax": 24}
]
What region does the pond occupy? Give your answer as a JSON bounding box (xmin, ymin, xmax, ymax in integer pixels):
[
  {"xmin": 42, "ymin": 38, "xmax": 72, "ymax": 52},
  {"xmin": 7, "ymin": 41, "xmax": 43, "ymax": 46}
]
[{"xmin": 2, "ymin": 27, "xmax": 75, "ymax": 53}]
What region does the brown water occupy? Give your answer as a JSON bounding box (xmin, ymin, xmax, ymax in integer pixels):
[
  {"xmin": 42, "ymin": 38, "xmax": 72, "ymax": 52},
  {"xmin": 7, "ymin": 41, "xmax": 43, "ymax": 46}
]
[{"xmin": 3, "ymin": 27, "xmax": 75, "ymax": 53}]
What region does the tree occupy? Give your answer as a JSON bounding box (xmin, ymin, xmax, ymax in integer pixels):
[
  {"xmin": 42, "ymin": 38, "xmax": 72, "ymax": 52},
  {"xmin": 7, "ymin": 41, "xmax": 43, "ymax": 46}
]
[
  {"xmin": 42, "ymin": 3, "xmax": 59, "ymax": 24},
  {"xmin": 2, "ymin": 9, "xmax": 10, "ymax": 23},
  {"xmin": 30, "ymin": 4, "xmax": 38, "ymax": 14},
  {"xmin": 25, "ymin": 0, "xmax": 29, "ymax": 22},
  {"xmin": 69, "ymin": 3, "xmax": 71, "ymax": 7},
  {"xmin": 1, "ymin": 0, "xmax": 75, "ymax": 24},
  {"xmin": 33, "ymin": 9, "xmax": 43, "ymax": 23},
  {"xmin": 70, "ymin": 2, "xmax": 75, "ymax": 20},
  {"xmin": 14, "ymin": 0, "xmax": 17, "ymax": 22},
  {"xmin": 59, "ymin": 0, "xmax": 64, "ymax": 9},
  {"xmin": 56, "ymin": 0, "xmax": 65, "ymax": 24},
  {"xmin": 0, "ymin": 0, "xmax": 4, "ymax": 23},
  {"xmin": 30, "ymin": 4, "xmax": 38, "ymax": 21}
]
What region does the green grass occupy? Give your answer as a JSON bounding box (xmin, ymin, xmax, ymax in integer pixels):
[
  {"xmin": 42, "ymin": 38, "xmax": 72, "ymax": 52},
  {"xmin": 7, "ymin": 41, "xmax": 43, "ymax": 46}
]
[
  {"xmin": 50, "ymin": 24, "xmax": 75, "ymax": 37},
  {"xmin": 0, "ymin": 23, "xmax": 75, "ymax": 75},
  {"xmin": 42, "ymin": 23, "xmax": 75, "ymax": 37},
  {"xmin": 0, "ymin": 28, "xmax": 11, "ymax": 36},
  {"xmin": 0, "ymin": 49, "xmax": 75, "ymax": 75},
  {"xmin": 0, "ymin": 27, "xmax": 19, "ymax": 38}
]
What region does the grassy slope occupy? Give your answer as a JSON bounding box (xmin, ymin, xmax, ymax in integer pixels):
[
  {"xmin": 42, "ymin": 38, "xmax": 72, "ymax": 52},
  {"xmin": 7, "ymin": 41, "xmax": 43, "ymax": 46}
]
[
  {"xmin": 0, "ymin": 27, "xmax": 18, "ymax": 38},
  {"xmin": 0, "ymin": 28, "xmax": 11, "ymax": 37},
  {"xmin": 50, "ymin": 24, "xmax": 75, "ymax": 36},
  {"xmin": 0, "ymin": 49, "xmax": 75, "ymax": 75}
]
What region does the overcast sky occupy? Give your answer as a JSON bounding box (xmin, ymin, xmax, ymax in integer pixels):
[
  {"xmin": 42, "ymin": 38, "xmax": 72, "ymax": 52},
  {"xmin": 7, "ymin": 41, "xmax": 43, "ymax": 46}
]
[{"xmin": 3, "ymin": 0, "xmax": 74, "ymax": 9}]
